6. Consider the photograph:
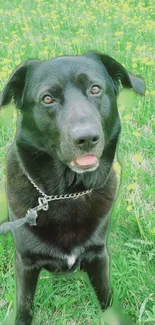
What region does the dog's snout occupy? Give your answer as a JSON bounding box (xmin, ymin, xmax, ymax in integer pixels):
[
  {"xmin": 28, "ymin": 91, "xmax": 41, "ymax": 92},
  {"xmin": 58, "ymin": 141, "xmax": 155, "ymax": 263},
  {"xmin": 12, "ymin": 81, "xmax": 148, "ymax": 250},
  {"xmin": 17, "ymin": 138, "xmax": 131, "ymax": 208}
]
[{"xmin": 72, "ymin": 128, "xmax": 100, "ymax": 149}]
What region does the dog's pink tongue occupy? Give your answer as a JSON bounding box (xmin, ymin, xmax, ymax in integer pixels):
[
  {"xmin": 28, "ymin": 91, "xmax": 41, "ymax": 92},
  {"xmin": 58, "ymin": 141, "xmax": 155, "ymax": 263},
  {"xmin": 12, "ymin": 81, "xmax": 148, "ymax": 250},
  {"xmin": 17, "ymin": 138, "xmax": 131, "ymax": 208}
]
[{"xmin": 75, "ymin": 155, "xmax": 97, "ymax": 166}]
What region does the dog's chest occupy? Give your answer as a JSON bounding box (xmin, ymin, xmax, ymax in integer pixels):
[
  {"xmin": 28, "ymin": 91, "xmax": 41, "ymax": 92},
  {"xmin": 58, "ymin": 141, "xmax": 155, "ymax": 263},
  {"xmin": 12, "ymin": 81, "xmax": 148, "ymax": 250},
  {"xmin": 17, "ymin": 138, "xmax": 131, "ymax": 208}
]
[
  {"xmin": 47, "ymin": 253, "xmax": 78, "ymax": 271},
  {"xmin": 34, "ymin": 200, "xmax": 98, "ymax": 247},
  {"xmin": 66, "ymin": 254, "xmax": 76, "ymax": 267},
  {"xmin": 36, "ymin": 216, "xmax": 97, "ymax": 249},
  {"xmin": 36, "ymin": 248, "xmax": 83, "ymax": 272}
]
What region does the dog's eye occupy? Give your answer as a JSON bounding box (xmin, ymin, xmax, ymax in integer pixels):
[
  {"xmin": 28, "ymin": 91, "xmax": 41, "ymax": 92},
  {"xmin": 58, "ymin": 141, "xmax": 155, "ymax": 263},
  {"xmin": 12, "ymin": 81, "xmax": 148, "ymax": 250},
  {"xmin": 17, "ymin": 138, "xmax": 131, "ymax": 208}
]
[
  {"xmin": 91, "ymin": 85, "xmax": 101, "ymax": 95},
  {"xmin": 42, "ymin": 95, "xmax": 56, "ymax": 104}
]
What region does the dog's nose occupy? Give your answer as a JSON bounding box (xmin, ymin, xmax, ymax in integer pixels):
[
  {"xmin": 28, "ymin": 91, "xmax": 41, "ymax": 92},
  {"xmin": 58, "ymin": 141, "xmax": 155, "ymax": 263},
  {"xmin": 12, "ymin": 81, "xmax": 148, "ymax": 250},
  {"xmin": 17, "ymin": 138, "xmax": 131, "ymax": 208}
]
[{"xmin": 72, "ymin": 129, "xmax": 100, "ymax": 149}]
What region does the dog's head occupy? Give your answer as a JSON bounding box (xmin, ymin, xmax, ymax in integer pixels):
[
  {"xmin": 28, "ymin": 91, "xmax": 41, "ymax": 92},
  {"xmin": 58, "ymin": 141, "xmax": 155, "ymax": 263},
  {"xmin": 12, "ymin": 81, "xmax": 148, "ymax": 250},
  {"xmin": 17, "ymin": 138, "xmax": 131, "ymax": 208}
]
[{"xmin": 0, "ymin": 51, "xmax": 145, "ymax": 174}]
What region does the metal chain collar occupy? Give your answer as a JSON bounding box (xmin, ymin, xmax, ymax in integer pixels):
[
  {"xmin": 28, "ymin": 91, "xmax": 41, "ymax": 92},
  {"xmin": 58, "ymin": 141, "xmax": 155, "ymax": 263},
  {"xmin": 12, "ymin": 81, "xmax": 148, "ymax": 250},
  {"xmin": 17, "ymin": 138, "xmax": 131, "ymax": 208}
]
[
  {"xmin": 0, "ymin": 170, "xmax": 92, "ymax": 234},
  {"xmin": 26, "ymin": 172, "xmax": 92, "ymax": 200}
]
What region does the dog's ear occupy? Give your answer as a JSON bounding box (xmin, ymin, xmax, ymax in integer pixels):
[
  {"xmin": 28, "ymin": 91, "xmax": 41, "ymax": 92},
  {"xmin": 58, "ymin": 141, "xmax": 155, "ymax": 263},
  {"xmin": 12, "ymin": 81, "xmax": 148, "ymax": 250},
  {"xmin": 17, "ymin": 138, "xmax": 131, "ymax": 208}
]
[
  {"xmin": 85, "ymin": 51, "xmax": 145, "ymax": 95},
  {"xmin": 0, "ymin": 60, "xmax": 38, "ymax": 109}
]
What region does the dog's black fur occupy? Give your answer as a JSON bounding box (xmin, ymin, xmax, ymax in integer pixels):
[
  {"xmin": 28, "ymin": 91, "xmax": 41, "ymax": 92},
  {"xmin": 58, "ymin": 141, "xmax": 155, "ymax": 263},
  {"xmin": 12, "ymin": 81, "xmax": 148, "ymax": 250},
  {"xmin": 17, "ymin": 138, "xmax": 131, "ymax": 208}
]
[{"xmin": 0, "ymin": 51, "xmax": 145, "ymax": 325}]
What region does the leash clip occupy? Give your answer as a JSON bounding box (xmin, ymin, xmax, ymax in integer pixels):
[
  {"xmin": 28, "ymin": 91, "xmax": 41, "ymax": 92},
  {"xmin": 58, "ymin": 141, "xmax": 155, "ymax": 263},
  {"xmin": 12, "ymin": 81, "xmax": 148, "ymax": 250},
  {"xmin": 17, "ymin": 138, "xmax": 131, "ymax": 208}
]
[{"xmin": 26, "ymin": 196, "xmax": 49, "ymax": 226}]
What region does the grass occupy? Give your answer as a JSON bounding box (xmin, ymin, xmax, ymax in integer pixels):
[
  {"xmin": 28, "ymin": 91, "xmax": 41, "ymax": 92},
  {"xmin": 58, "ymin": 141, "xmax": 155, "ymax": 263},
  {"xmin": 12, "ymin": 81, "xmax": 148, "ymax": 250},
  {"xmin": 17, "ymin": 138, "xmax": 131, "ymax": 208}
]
[{"xmin": 0, "ymin": 0, "xmax": 155, "ymax": 324}]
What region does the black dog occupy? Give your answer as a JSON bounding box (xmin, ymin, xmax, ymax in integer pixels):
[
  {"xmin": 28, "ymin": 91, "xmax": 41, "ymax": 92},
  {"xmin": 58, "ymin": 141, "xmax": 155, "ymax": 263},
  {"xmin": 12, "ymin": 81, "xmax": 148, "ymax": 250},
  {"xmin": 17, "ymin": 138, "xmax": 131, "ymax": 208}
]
[{"xmin": 0, "ymin": 51, "xmax": 145, "ymax": 325}]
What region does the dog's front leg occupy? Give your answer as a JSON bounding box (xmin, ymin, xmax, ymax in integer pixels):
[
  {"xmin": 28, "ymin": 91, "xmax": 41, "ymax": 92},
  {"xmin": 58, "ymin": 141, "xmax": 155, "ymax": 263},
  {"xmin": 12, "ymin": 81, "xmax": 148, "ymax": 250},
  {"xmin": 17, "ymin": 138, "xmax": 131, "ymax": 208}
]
[
  {"xmin": 15, "ymin": 253, "xmax": 40, "ymax": 325},
  {"xmin": 83, "ymin": 249, "xmax": 112, "ymax": 310}
]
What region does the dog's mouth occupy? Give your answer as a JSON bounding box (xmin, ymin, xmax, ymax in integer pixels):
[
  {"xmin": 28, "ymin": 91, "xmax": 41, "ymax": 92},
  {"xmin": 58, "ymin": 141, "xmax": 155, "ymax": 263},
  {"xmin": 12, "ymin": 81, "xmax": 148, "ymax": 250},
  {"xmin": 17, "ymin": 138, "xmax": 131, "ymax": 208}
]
[
  {"xmin": 69, "ymin": 154, "xmax": 99, "ymax": 173},
  {"xmin": 71, "ymin": 155, "xmax": 97, "ymax": 167}
]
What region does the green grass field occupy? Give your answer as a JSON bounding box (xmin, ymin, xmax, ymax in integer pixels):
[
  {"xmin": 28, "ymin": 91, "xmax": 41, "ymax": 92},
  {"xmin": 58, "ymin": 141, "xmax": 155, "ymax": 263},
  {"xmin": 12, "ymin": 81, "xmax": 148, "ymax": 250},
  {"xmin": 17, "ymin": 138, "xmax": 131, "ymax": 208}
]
[{"xmin": 0, "ymin": 0, "xmax": 155, "ymax": 324}]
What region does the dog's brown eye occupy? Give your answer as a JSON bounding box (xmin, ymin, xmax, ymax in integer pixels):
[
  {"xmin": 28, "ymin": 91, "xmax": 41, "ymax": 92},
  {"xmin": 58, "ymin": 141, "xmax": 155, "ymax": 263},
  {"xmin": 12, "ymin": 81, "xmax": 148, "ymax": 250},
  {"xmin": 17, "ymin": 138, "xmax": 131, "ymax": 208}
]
[
  {"xmin": 91, "ymin": 85, "xmax": 101, "ymax": 94},
  {"xmin": 42, "ymin": 95, "xmax": 56, "ymax": 104}
]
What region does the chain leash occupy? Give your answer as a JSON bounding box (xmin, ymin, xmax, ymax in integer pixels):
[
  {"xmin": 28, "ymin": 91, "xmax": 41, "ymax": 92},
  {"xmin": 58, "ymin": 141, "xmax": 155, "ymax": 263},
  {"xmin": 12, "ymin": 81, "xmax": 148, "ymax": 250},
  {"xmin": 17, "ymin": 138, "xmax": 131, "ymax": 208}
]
[{"xmin": 0, "ymin": 171, "xmax": 92, "ymax": 234}]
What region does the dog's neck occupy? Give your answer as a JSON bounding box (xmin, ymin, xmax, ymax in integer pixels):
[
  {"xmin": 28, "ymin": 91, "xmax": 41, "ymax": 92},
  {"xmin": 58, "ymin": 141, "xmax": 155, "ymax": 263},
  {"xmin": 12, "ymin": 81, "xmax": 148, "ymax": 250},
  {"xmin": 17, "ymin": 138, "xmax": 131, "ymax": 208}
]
[{"xmin": 15, "ymin": 137, "xmax": 117, "ymax": 194}]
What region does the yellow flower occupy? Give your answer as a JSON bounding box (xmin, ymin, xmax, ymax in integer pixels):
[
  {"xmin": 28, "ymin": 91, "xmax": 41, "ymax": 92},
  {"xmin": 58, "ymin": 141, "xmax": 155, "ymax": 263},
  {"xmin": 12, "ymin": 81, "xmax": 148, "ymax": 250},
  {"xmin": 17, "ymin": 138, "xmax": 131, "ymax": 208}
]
[
  {"xmin": 132, "ymin": 63, "xmax": 137, "ymax": 68},
  {"xmin": 135, "ymin": 45, "xmax": 147, "ymax": 52},
  {"xmin": 127, "ymin": 183, "xmax": 137, "ymax": 190},
  {"xmin": 132, "ymin": 154, "xmax": 143, "ymax": 163},
  {"xmin": 151, "ymin": 228, "xmax": 155, "ymax": 235},
  {"xmin": 76, "ymin": 29, "xmax": 85, "ymax": 34},
  {"xmin": 43, "ymin": 37, "xmax": 50, "ymax": 42},
  {"xmin": 124, "ymin": 114, "xmax": 131, "ymax": 120},
  {"xmin": 133, "ymin": 131, "xmax": 140, "ymax": 137},
  {"xmin": 40, "ymin": 50, "xmax": 49, "ymax": 55},
  {"xmin": 119, "ymin": 105, "xmax": 125, "ymax": 111},
  {"xmin": 23, "ymin": 27, "xmax": 31, "ymax": 32},
  {"xmin": 71, "ymin": 39, "xmax": 80, "ymax": 44},
  {"xmin": 15, "ymin": 61, "xmax": 21, "ymax": 66},
  {"xmin": 2, "ymin": 66, "xmax": 10, "ymax": 71},
  {"xmin": 3, "ymin": 58, "xmax": 11, "ymax": 64},
  {"xmin": 126, "ymin": 42, "xmax": 132, "ymax": 51},
  {"xmin": 13, "ymin": 111, "xmax": 17, "ymax": 119},
  {"xmin": 114, "ymin": 31, "xmax": 124, "ymax": 36},
  {"xmin": 132, "ymin": 57, "xmax": 138, "ymax": 62},
  {"xmin": 127, "ymin": 205, "xmax": 133, "ymax": 211},
  {"xmin": 145, "ymin": 90, "xmax": 149, "ymax": 95},
  {"xmin": 113, "ymin": 162, "xmax": 121, "ymax": 172},
  {"xmin": 53, "ymin": 36, "xmax": 60, "ymax": 41},
  {"xmin": 0, "ymin": 71, "xmax": 8, "ymax": 78},
  {"xmin": 146, "ymin": 61, "xmax": 154, "ymax": 66}
]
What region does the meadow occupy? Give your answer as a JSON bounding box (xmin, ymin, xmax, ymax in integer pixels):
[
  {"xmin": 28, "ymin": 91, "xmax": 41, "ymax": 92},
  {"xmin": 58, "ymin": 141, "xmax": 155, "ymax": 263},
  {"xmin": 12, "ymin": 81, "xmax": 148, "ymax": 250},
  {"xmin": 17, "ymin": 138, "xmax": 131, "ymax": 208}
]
[{"xmin": 0, "ymin": 0, "xmax": 155, "ymax": 324}]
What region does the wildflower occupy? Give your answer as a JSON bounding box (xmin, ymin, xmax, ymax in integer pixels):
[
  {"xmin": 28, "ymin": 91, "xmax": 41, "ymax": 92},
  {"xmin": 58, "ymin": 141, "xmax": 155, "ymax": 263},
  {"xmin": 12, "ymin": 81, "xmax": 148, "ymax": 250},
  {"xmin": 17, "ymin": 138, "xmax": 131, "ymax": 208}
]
[
  {"xmin": 114, "ymin": 31, "xmax": 124, "ymax": 36},
  {"xmin": 124, "ymin": 114, "xmax": 132, "ymax": 120},
  {"xmin": 14, "ymin": 61, "xmax": 21, "ymax": 66},
  {"xmin": 132, "ymin": 63, "xmax": 137, "ymax": 69},
  {"xmin": 119, "ymin": 105, "xmax": 125, "ymax": 111},
  {"xmin": 3, "ymin": 58, "xmax": 11, "ymax": 64},
  {"xmin": 53, "ymin": 36, "xmax": 60, "ymax": 41},
  {"xmin": 127, "ymin": 205, "xmax": 133, "ymax": 211},
  {"xmin": 132, "ymin": 155, "xmax": 143, "ymax": 163},
  {"xmin": 127, "ymin": 183, "xmax": 137, "ymax": 190},
  {"xmin": 151, "ymin": 228, "xmax": 155, "ymax": 235},
  {"xmin": 126, "ymin": 42, "xmax": 132, "ymax": 51},
  {"xmin": 0, "ymin": 71, "xmax": 8, "ymax": 78},
  {"xmin": 22, "ymin": 27, "xmax": 31, "ymax": 32},
  {"xmin": 113, "ymin": 162, "xmax": 121, "ymax": 172},
  {"xmin": 133, "ymin": 131, "xmax": 140, "ymax": 137}
]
